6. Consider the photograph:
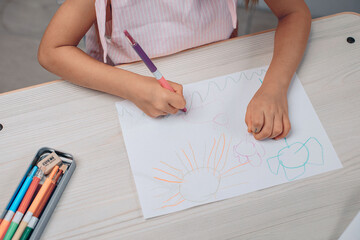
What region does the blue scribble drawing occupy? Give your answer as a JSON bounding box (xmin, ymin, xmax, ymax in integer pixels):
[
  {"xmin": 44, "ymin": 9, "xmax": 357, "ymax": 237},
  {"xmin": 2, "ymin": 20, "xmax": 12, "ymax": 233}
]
[
  {"xmin": 181, "ymin": 69, "xmax": 266, "ymax": 126},
  {"xmin": 266, "ymin": 137, "xmax": 324, "ymax": 181},
  {"xmin": 117, "ymin": 69, "xmax": 267, "ymax": 121},
  {"xmin": 186, "ymin": 69, "xmax": 266, "ymax": 112}
]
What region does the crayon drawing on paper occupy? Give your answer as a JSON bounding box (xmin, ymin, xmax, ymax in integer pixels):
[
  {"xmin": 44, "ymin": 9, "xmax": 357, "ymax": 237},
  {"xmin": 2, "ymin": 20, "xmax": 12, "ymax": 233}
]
[{"xmin": 116, "ymin": 66, "xmax": 342, "ymax": 218}]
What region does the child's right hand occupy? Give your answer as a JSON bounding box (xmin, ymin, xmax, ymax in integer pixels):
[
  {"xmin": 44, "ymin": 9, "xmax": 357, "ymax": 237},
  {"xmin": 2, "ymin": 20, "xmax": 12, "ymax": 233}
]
[{"xmin": 127, "ymin": 75, "xmax": 186, "ymax": 118}]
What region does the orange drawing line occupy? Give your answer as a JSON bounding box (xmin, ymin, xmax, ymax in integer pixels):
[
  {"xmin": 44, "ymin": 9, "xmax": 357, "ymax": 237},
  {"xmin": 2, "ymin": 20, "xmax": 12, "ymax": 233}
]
[
  {"xmin": 163, "ymin": 192, "xmax": 180, "ymax": 203},
  {"xmin": 160, "ymin": 161, "xmax": 183, "ymax": 173},
  {"xmin": 213, "ymin": 134, "xmax": 222, "ymax": 170},
  {"xmin": 221, "ymin": 170, "xmax": 246, "ymax": 178},
  {"xmin": 207, "ymin": 138, "xmax": 216, "ymax": 170},
  {"xmin": 161, "ymin": 199, "xmax": 185, "ymax": 208},
  {"xmin": 189, "ymin": 143, "xmax": 199, "ymax": 169},
  {"xmin": 214, "ymin": 134, "xmax": 226, "ymax": 174},
  {"xmin": 182, "ymin": 149, "xmax": 194, "ymax": 171},
  {"xmin": 153, "ymin": 168, "xmax": 183, "ymax": 181},
  {"xmin": 220, "ymin": 137, "xmax": 232, "ymax": 172},
  {"xmin": 221, "ymin": 162, "xmax": 249, "ymax": 176},
  {"xmin": 154, "ymin": 177, "xmax": 183, "ymax": 183}
]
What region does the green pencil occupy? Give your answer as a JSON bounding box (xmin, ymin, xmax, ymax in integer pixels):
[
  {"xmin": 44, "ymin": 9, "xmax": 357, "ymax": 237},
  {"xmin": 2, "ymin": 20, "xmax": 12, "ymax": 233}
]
[
  {"xmin": 3, "ymin": 168, "xmax": 42, "ymax": 240},
  {"xmin": 19, "ymin": 165, "xmax": 65, "ymax": 240},
  {"xmin": 3, "ymin": 221, "xmax": 20, "ymax": 240},
  {"xmin": 19, "ymin": 226, "xmax": 32, "ymax": 240}
]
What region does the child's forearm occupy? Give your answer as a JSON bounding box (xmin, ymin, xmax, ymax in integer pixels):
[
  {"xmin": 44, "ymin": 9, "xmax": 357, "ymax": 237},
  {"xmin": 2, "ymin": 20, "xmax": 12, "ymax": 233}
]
[
  {"xmin": 263, "ymin": 9, "xmax": 311, "ymax": 90},
  {"xmin": 38, "ymin": 45, "xmax": 139, "ymax": 100},
  {"xmin": 38, "ymin": 0, "xmax": 185, "ymax": 118},
  {"xmin": 38, "ymin": 44, "xmax": 186, "ymax": 117},
  {"xmin": 245, "ymin": 1, "xmax": 311, "ymax": 140},
  {"xmin": 37, "ymin": 0, "xmax": 137, "ymax": 100}
]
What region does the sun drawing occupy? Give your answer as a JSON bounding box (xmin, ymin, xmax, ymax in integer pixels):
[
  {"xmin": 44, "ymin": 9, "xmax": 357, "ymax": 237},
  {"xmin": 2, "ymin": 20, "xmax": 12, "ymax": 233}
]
[{"xmin": 153, "ymin": 133, "xmax": 249, "ymax": 209}]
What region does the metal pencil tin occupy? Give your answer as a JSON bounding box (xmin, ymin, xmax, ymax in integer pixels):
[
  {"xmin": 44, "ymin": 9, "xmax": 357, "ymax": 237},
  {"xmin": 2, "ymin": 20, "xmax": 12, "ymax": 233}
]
[{"xmin": 1, "ymin": 147, "xmax": 75, "ymax": 240}]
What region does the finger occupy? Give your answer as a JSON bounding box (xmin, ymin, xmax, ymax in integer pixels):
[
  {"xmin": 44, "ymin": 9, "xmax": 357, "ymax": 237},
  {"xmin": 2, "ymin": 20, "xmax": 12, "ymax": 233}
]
[
  {"xmin": 147, "ymin": 109, "xmax": 167, "ymax": 118},
  {"xmin": 167, "ymin": 91, "xmax": 186, "ymax": 110},
  {"xmin": 245, "ymin": 107, "xmax": 252, "ymax": 133},
  {"xmin": 164, "ymin": 104, "xmax": 179, "ymax": 115},
  {"xmin": 254, "ymin": 112, "xmax": 274, "ymax": 140},
  {"xmin": 270, "ymin": 114, "xmax": 283, "ymax": 139},
  {"xmin": 251, "ymin": 110, "xmax": 264, "ymax": 134},
  {"xmin": 156, "ymin": 111, "xmax": 168, "ymax": 117},
  {"xmin": 275, "ymin": 114, "xmax": 291, "ymax": 139},
  {"xmin": 168, "ymin": 81, "xmax": 184, "ymax": 95}
]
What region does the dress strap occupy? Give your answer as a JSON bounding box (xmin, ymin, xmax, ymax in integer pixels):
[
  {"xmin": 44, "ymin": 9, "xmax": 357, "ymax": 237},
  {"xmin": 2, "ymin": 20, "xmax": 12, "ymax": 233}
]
[
  {"xmin": 227, "ymin": 0, "xmax": 238, "ymax": 29},
  {"xmin": 95, "ymin": 0, "xmax": 108, "ymax": 63}
]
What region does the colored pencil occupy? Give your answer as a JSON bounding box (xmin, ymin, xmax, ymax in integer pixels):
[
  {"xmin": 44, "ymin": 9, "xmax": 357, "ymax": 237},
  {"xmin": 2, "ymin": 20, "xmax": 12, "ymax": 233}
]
[
  {"xmin": 123, "ymin": 30, "xmax": 187, "ymax": 112},
  {"xmin": 0, "ymin": 164, "xmax": 33, "ymax": 226},
  {"xmin": 3, "ymin": 169, "xmax": 44, "ymax": 240},
  {"xmin": 11, "ymin": 166, "xmax": 59, "ymax": 240},
  {"xmin": 19, "ymin": 167, "xmax": 65, "ymax": 240},
  {"xmin": 0, "ymin": 166, "xmax": 37, "ymax": 239}
]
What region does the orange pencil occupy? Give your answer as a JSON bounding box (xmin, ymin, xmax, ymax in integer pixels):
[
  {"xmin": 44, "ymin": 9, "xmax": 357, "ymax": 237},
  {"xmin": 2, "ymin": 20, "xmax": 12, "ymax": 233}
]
[
  {"xmin": 18, "ymin": 165, "xmax": 67, "ymax": 240},
  {"xmin": 0, "ymin": 167, "xmax": 37, "ymax": 239},
  {"xmin": 11, "ymin": 166, "xmax": 59, "ymax": 240},
  {"xmin": 20, "ymin": 166, "xmax": 67, "ymax": 240},
  {"xmin": 32, "ymin": 165, "xmax": 66, "ymax": 220},
  {"xmin": 3, "ymin": 169, "xmax": 44, "ymax": 240}
]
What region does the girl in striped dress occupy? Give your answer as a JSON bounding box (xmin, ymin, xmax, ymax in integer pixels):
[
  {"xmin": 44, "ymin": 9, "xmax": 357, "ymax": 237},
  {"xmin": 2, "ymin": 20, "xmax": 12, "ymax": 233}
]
[{"xmin": 38, "ymin": 0, "xmax": 311, "ymax": 140}]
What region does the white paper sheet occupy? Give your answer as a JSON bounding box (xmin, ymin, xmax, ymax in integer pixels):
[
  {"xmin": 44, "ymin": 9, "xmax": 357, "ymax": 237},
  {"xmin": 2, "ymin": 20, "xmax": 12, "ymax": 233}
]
[
  {"xmin": 116, "ymin": 66, "xmax": 342, "ymax": 219},
  {"xmin": 339, "ymin": 211, "xmax": 360, "ymax": 240}
]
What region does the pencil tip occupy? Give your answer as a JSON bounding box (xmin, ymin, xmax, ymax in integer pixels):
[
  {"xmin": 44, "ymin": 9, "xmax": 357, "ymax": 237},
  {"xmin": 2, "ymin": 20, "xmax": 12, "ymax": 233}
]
[
  {"xmin": 123, "ymin": 30, "xmax": 136, "ymax": 44},
  {"xmin": 60, "ymin": 164, "xmax": 68, "ymax": 173}
]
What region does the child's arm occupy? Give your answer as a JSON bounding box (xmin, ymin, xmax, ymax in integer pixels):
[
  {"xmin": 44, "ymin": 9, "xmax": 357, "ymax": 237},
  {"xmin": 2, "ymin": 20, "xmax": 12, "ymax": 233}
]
[
  {"xmin": 38, "ymin": 0, "xmax": 186, "ymax": 118},
  {"xmin": 245, "ymin": 0, "xmax": 311, "ymax": 140}
]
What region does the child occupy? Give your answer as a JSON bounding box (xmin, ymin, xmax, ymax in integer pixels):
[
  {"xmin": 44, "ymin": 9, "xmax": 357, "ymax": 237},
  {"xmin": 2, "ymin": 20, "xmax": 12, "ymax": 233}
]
[{"xmin": 38, "ymin": 0, "xmax": 311, "ymax": 140}]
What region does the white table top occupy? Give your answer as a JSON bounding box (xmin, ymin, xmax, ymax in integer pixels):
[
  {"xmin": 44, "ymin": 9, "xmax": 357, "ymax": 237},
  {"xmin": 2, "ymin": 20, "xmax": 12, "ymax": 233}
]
[{"xmin": 0, "ymin": 12, "xmax": 359, "ymax": 240}]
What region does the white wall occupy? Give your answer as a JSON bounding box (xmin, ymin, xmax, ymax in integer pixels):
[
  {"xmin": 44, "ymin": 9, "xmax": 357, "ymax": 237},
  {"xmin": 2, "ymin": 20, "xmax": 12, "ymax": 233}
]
[{"xmin": 254, "ymin": 0, "xmax": 360, "ymax": 17}]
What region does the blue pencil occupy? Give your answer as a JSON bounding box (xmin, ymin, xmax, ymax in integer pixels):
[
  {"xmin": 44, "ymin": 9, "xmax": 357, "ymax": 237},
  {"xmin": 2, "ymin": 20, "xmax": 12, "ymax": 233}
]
[{"xmin": 0, "ymin": 166, "xmax": 38, "ymax": 239}]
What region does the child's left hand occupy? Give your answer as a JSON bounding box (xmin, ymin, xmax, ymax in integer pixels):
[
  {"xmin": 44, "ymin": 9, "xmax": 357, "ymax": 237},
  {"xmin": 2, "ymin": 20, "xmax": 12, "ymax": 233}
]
[{"xmin": 245, "ymin": 82, "xmax": 291, "ymax": 140}]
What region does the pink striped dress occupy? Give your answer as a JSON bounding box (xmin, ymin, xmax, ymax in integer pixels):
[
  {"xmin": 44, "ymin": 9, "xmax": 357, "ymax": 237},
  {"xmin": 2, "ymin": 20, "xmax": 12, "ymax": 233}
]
[{"xmin": 86, "ymin": 0, "xmax": 238, "ymax": 65}]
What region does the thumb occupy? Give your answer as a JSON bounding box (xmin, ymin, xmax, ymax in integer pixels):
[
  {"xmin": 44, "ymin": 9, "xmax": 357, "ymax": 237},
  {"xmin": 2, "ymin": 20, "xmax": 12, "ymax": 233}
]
[
  {"xmin": 167, "ymin": 81, "xmax": 186, "ymax": 109},
  {"xmin": 166, "ymin": 90, "xmax": 186, "ymax": 110}
]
